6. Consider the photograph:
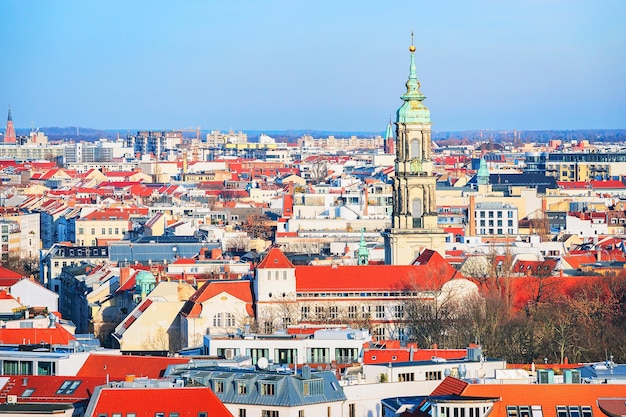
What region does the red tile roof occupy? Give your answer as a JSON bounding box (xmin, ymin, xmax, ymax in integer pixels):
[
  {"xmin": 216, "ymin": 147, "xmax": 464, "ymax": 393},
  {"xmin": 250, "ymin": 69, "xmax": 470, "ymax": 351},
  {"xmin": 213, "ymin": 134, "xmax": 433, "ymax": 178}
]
[
  {"xmin": 181, "ymin": 280, "xmax": 254, "ymax": 318},
  {"xmin": 462, "ymin": 378, "xmax": 626, "ymax": 417},
  {"xmin": 0, "ymin": 265, "xmax": 24, "ymax": 281},
  {"xmin": 3, "ymin": 375, "xmax": 106, "ymax": 404},
  {"xmin": 295, "ymin": 250, "xmax": 459, "ymax": 292},
  {"xmin": 0, "ymin": 325, "xmax": 76, "ymax": 345},
  {"xmin": 89, "ymin": 385, "xmax": 232, "ymax": 416},
  {"xmin": 364, "ymin": 348, "xmax": 467, "ymax": 364},
  {"xmin": 76, "ymin": 354, "xmax": 190, "ymax": 380},
  {"xmin": 257, "ymin": 246, "xmax": 295, "ymax": 269}
]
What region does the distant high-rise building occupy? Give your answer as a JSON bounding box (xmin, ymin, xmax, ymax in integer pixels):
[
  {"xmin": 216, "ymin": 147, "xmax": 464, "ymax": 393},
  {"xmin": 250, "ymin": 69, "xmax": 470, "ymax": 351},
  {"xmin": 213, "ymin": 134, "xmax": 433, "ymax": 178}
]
[
  {"xmin": 4, "ymin": 107, "xmax": 16, "ymax": 144},
  {"xmin": 384, "ymin": 120, "xmax": 395, "ymax": 154},
  {"xmin": 384, "ymin": 41, "xmax": 446, "ymax": 264}
]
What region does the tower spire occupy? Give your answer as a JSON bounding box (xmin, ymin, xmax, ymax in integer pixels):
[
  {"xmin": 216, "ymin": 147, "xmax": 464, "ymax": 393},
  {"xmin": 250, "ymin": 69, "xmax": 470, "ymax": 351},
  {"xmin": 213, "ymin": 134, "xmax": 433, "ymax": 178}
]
[{"xmin": 4, "ymin": 106, "xmax": 16, "ymax": 144}]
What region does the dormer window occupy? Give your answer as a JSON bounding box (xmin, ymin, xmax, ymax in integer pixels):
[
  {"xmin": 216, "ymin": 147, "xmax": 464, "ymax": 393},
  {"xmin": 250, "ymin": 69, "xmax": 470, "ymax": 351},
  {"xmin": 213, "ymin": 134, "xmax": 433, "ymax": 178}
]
[{"xmin": 260, "ymin": 382, "xmax": 276, "ymax": 396}]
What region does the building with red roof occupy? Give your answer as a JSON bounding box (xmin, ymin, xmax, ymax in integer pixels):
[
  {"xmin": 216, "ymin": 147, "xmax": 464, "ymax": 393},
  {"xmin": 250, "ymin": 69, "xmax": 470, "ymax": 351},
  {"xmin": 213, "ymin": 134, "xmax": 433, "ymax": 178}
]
[
  {"xmin": 179, "ymin": 280, "xmax": 254, "ymax": 348},
  {"xmin": 0, "ymin": 375, "xmax": 106, "ymax": 416},
  {"xmin": 384, "ymin": 375, "xmax": 626, "ymax": 417},
  {"xmin": 76, "ymin": 353, "xmax": 190, "ymax": 380},
  {"xmin": 84, "ymin": 379, "xmax": 232, "ymax": 417},
  {"xmin": 254, "ymin": 246, "xmax": 476, "ymax": 339}
]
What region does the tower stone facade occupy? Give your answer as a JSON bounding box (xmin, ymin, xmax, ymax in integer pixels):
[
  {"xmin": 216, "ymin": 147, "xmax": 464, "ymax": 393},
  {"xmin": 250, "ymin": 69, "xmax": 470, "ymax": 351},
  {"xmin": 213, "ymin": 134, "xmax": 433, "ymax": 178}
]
[
  {"xmin": 4, "ymin": 107, "xmax": 16, "ymax": 144},
  {"xmin": 383, "ymin": 42, "xmax": 446, "ymax": 264}
]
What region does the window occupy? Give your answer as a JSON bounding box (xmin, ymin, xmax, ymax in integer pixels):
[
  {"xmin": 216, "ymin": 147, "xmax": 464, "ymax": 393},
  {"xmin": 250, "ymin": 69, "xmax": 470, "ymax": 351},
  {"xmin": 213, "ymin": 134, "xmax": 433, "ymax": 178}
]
[
  {"xmin": 303, "ymin": 379, "xmax": 323, "ymax": 396},
  {"xmin": 375, "ymin": 305, "xmax": 385, "ymax": 319},
  {"xmin": 425, "ymin": 371, "xmax": 442, "ymax": 381},
  {"xmin": 169, "ymin": 414, "xmax": 179, "ymax": 417},
  {"xmin": 112, "ymin": 414, "xmax": 122, "ymax": 417},
  {"xmin": 21, "ymin": 388, "xmax": 35, "ymax": 397},
  {"xmin": 299, "ymin": 411, "xmax": 305, "ymax": 417},
  {"xmin": 349, "ymin": 404, "xmax": 356, "ymax": 417},
  {"xmin": 393, "ymin": 304, "xmax": 404, "ymax": 319},
  {"xmin": 213, "ymin": 379, "xmax": 224, "ymax": 393},
  {"xmin": 398, "ymin": 372, "xmax": 415, "ymax": 382},
  {"xmin": 329, "ymin": 305, "xmax": 338, "ymax": 319},
  {"xmin": 348, "ymin": 305, "xmax": 358, "ymax": 319},
  {"xmin": 56, "ymin": 380, "xmax": 81, "ymax": 394},
  {"xmin": 260, "ymin": 382, "xmax": 276, "ymax": 396},
  {"xmin": 261, "ymin": 411, "xmax": 279, "ymax": 417},
  {"xmin": 581, "ymin": 407, "xmax": 592, "ymax": 417},
  {"xmin": 237, "ymin": 381, "xmax": 248, "ymax": 394},
  {"xmin": 308, "ymin": 347, "xmax": 329, "ymax": 363},
  {"xmin": 102, "ymin": 228, "xmax": 106, "ymax": 234},
  {"xmin": 198, "ymin": 413, "xmax": 207, "ymax": 417},
  {"xmin": 247, "ymin": 348, "xmax": 269, "ymax": 365},
  {"xmin": 238, "ymin": 410, "xmax": 247, "ymax": 417},
  {"xmin": 301, "ymin": 306, "xmax": 310, "ymax": 320}
]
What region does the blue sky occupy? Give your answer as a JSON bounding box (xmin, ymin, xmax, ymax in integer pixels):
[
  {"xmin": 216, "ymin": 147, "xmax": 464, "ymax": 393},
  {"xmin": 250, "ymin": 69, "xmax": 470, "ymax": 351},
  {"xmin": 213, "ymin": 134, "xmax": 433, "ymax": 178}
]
[{"xmin": 1, "ymin": 1, "xmax": 625, "ymax": 132}]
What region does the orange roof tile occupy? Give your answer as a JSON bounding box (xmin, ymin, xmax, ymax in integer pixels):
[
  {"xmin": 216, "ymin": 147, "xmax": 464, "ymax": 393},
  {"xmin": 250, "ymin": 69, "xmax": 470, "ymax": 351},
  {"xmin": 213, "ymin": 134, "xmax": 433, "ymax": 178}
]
[
  {"xmin": 0, "ymin": 325, "xmax": 75, "ymax": 345},
  {"xmin": 257, "ymin": 246, "xmax": 295, "ymax": 269},
  {"xmin": 76, "ymin": 353, "xmax": 190, "ymax": 380},
  {"xmin": 461, "ymin": 379, "xmax": 626, "ymax": 417},
  {"xmin": 4, "ymin": 375, "xmax": 106, "ymax": 403},
  {"xmin": 90, "ymin": 386, "xmax": 232, "ymax": 416}
]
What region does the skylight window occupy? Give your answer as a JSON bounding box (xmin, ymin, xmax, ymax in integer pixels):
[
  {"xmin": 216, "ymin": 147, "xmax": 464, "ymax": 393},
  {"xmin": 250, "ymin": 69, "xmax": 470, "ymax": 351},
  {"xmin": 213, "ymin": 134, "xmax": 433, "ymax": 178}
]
[
  {"xmin": 56, "ymin": 380, "xmax": 81, "ymax": 395},
  {"xmin": 21, "ymin": 388, "xmax": 35, "ymax": 397}
]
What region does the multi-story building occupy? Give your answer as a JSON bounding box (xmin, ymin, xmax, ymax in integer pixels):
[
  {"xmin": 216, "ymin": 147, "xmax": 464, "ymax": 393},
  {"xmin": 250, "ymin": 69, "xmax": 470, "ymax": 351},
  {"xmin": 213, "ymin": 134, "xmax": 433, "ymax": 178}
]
[
  {"xmin": 0, "ymin": 210, "xmax": 40, "ymax": 259},
  {"xmin": 39, "ymin": 243, "xmax": 110, "ymax": 290},
  {"xmin": 205, "ymin": 129, "xmax": 247, "ymax": 147},
  {"xmin": 165, "ymin": 364, "xmax": 346, "ymax": 417},
  {"xmin": 126, "ymin": 130, "xmax": 182, "ymax": 160},
  {"xmin": 75, "ymin": 208, "xmax": 147, "ymax": 246},
  {"xmin": 474, "ymin": 202, "xmax": 519, "ymax": 236},
  {"xmin": 526, "ymin": 151, "xmax": 626, "ymax": 181},
  {"xmin": 253, "ymin": 247, "xmax": 477, "ymax": 340},
  {"xmin": 0, "ymin": 219, "xmax": 21, "ymax": 261}
]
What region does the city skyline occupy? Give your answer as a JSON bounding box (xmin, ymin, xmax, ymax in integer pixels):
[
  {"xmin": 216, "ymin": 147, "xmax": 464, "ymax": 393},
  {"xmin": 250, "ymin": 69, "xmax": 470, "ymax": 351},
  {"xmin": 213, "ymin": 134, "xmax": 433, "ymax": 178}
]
[{"xmin": 1, "ymin": 0, "xmax": 625, "ymax": 132}]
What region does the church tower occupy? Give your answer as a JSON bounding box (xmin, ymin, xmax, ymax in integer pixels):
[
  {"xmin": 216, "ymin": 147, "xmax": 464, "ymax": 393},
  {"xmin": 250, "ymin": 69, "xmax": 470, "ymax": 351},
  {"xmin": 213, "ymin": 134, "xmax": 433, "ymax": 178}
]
[
  {"xmin": 4, "ymin": 107, "xmax": 16, "ymax": 144},
  {"xmin": 384, "ymin": 39, "xmax": 446, "ymax": 264}
]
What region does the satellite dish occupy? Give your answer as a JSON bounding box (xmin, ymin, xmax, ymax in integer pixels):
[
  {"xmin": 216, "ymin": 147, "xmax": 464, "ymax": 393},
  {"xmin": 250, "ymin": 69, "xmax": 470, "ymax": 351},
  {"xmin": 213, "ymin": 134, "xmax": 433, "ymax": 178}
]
[{"xmin": 257, "ymin": 357, "xmax": 269, "ymax": 370}]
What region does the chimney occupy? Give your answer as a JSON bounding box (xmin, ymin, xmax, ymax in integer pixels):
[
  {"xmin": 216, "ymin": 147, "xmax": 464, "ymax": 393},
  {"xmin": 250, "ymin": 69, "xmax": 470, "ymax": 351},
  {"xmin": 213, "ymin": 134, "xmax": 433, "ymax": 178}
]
[
  {"xmin": 468, "ymin": 195, "xmax": 476, "ymax": 237},
  {"xmin": 120, "ymin": 265, "xmax": 131, "ymax": 287}
]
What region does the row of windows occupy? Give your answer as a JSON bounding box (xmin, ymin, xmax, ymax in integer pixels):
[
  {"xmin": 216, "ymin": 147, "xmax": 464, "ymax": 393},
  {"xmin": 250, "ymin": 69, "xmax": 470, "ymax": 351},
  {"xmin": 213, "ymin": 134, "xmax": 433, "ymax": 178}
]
[
  {"xmin": 478, "ymin": 210, "xmax": 515, "ymax": 218},
  {"xmin": 477, "ymin": 219, "xmax": 515, "ymax": 227},
  {"xmin": 78, "ymin": 227, "xmax": 126, "ymax": 235},
  {"xmin": 212, "ymin": 312, "xmax": 236, "ymax": 328},
  {"xmin": 301, "ymin": 305, "xmax": 404, "ymax": 320},
  {"xmin": 98, "ymin": 413, "xmax": 209, "ymax": 417},
  {"xmin": 478, "ymin": 228, "xmax": 515, "ymax": 235},
  {"xmin": 298, "ymin": 291, "xmax": 418, "ymax": 298},
  {"xmin": 507, "ymin": 405, "xmax": 593, "ymax": 417}
]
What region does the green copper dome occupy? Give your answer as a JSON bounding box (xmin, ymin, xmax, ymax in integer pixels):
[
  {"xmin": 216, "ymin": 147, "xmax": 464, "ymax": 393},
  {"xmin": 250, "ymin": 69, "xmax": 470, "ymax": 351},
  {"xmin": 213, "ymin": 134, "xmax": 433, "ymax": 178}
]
[{"xmin": 396, "ymin": 44, "xmax": 430, "ymax": 124}]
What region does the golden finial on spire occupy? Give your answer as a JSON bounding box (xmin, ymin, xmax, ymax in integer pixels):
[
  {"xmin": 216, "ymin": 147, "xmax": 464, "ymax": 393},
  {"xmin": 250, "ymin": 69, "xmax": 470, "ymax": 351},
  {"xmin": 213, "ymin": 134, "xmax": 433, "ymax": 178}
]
[{"xmin": 409, "ymin": 31, "xmax": 416, "ymax": 52}]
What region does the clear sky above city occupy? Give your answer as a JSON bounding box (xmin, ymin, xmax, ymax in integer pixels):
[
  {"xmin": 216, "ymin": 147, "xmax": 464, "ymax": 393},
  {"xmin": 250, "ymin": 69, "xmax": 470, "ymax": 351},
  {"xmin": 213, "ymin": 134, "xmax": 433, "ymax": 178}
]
[{"xmin": 1, "ymin": 1, "xmax": 625, "ymax": 133}]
